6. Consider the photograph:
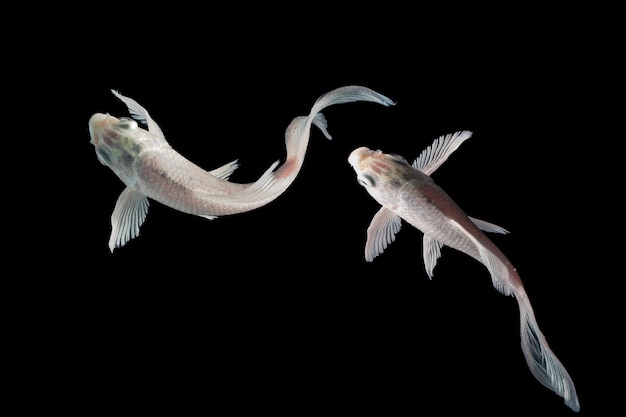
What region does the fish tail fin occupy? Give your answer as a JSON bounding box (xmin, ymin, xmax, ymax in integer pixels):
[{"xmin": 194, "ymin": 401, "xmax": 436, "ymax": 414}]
[
  {"xmin": 516, "ymin": 290, "xmax": 580, "ymax": 412},
  {"xmin": 276, "ymin": 86, "xmax": 395, "ymax": 180},
  {"xmin": 309, "ymin": 85, "xmax": 396, "ymax": 115},
  {"xmin": 451, "ymin": 218, "xmax": 580, "ymax": 411}
]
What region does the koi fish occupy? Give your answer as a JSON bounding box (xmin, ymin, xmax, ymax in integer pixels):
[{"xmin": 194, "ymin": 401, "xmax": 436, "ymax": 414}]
[
  {"xmin": 90, "ymin": 86, "xmax": 395, "ymax": 251},
  {"xmin": 348, "ymin": 131, "xmax": 580, "ymax": 412}
]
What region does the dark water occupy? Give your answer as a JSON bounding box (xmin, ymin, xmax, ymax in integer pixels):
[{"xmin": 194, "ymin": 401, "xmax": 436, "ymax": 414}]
[{"xmin": 19, "ymin": 12, "xmax": 611, "ymax": 415}]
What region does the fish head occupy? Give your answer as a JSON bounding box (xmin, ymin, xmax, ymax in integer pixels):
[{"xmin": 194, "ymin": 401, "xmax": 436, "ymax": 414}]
[
  {"xmin": 89, "ymin": 112, "xmax": 143, "ymax": 187},
  {"xmin": 348, "ymin": 146, "xmax": 412, "ymax": 206}
]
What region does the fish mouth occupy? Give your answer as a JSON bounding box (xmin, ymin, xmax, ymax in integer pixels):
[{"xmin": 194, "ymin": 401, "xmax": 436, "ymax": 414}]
[
  {"xmin": 88, "ymin": 113, "xmax": 113, "ymax": 144},
  {"xmin": 348, "ymin": 147, "xmax": 382, "ymax": 169},
  {"xmin": 348, "ymin": 147, "xmax": 370, "ymax": 168}
]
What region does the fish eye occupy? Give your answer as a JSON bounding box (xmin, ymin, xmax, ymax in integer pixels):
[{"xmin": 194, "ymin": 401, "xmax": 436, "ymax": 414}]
[
  {"xmin": 95, "ymin": 148, "xmax": 112, "ymax": 166},
  {"xmin": 117, "ymin": 117, "xmax": 138, "ymax": 130},
  {"xmin": 357, "ymin": 174, "xmax": 376, "ymax": 188}
]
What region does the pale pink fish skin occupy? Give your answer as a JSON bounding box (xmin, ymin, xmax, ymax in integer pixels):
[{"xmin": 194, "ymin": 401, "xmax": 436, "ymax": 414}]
[
  {"xmin": 348, "ymin": 137, "xmax": 580, "ymax": 412},
  {"xmin": 350, "ymin": 147, "xmax": 516, "ymax": 273},
  {"xmin": 90, "ymin": 86, "xmax": 395, "ymax": 250},
  {"xmin": 89, "ymin": 113, "xmax": 266, "ymax": 216}
]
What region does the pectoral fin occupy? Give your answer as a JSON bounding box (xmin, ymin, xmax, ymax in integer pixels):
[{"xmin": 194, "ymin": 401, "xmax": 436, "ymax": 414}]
[
  {"xmin": 111, "ymin": 90, "xmax": 166, "ymax": 140},
  {"xmin": 364, "ymin": 207, "xmax": 402, "ymax": 262},
  {"xmin": 109, "ymin": 187, "xmax": 150, "ymax": 252},
  {"xmin": 423, "ymin": 234, "xmax": 444, "ymax": 279},
  {"xmin": 412, "ymin": 130, "xmax": 472, "ymax": 176}
]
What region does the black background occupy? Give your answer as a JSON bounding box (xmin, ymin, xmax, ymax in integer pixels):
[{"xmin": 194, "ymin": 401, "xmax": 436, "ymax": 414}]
[{"xmin": 15, "ymin": 5, "xmax": 619, "ymax": 415}]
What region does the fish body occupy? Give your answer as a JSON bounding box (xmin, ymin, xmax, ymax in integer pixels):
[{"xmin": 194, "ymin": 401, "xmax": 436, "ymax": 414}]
[
  {"xmin": 90, "ymin": 86, "xmax": 395, "ymax": 251},
  {"xmin": 348, "ymin": 131, "xmax": 580, "ymax": 412}
]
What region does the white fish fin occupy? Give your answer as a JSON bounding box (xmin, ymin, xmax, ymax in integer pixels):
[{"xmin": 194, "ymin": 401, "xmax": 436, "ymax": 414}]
[
  {"xmin": 109, "ymin": 187, "xmax": 149, "ymax": 252},
  {"xmin": 364, "ymin": 207, "xmax": 402, "ymax": 262},
  {"xmin": 423, "ymin": 234, "xmax": 444, "ymax": 279},
  {"xmin": 232, "ymin": 160, "xmax": 287, "ymax": 199},
  {"xmin": 312, "ymin": 113, "xmax": 332, "ymax": 140},
  {"xmin": 412, "ymin": 130, "xmax": 473, "ymax": 176},
  {"xmin": 208, "ymin": 159, "xmax": 240, "ymax": 180},
  {"xmin": 193, "ymin": 160, "xmax": 289, "ymax": 204},
  {"xmin": 310, "ymin": 85, "xmax": 396, "ymax": 115},
  {"xmin": 111, "ymin": 89, "xmax": 167, "ymax": 140},
  {"xmin": 469, "ymin": 216, "xmax": 510, "ymax": 234},
  {"xmin": 200, "ymin": 215, "xmax": 218, "ymax": 220},
  {"xmin": 517, "ymin": 292, "xmax": 580, "ymax": 412},
  {"xmin": 448, "ymin": 219, "xmax": 512, "ymax": 296}
]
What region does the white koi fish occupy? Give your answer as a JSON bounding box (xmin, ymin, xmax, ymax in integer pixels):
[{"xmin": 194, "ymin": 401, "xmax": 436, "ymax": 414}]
[
  {"xmin": 90, "ymin": 86, "xmax": 395, "ymax": 251},
  {"xmin": 348, "ymin": 131, "xmax": 580, "ymax": 412}
]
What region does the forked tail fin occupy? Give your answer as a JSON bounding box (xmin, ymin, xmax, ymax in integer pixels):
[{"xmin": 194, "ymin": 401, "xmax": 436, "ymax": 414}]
[{"xmin": 517, "ymin": 291, "xmax": 580, "ymax": 412}]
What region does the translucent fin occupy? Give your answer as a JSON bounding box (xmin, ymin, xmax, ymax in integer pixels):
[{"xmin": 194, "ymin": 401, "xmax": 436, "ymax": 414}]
[
  {"xmin": 364, "ymin": 207, "xmax": 402, "ymax": 262},
  {"xmin": 449, "ymin": 218, "xmax": 580, "ymax": 410},
  {"xmin": 423, "ymin": 234, "xmax": 444, "ymax": 279},
  {"xmin": 412, "ymin": 130, "xmax": 472, "ymax": 176},
  {"xmin": 312, "ymin": 113, "xmax": 332, "ymax": 139},
  {"xmin": 517, "ymin": 292, "xmax": 580, "ymax": 411},
  {"xmin": 469, "ymin": 216, "xmax": 509, "ymax": 234},
  {"xmin": 208, "ymin": 159, "xmax": 240, "ymax": 180},
  {"xmin": 231, "ymin": 160, "xmax": 285, "ymax": 199},
  {"xmin": 192, "ymin": 160, "xmax": 291, "ymax": 206},
  {"xmin": 109, "ymin": 187, "xmax": 149, "ymax": 252},
  {"xmin": 111, "ymin": 89, "xmax": 166, "ymax": 140},
  {"xmin": 310, "ymin": 85, "xmax": 396, "ymax": 115}
]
